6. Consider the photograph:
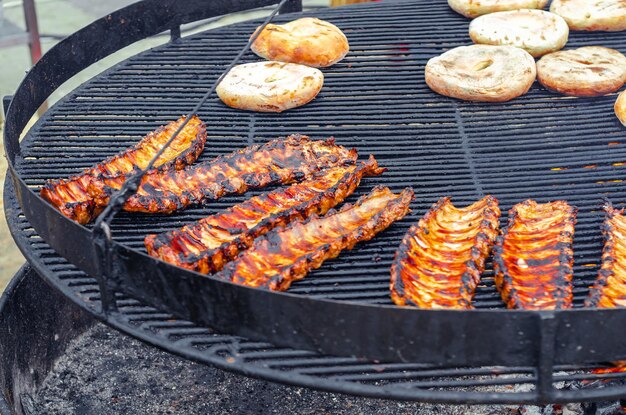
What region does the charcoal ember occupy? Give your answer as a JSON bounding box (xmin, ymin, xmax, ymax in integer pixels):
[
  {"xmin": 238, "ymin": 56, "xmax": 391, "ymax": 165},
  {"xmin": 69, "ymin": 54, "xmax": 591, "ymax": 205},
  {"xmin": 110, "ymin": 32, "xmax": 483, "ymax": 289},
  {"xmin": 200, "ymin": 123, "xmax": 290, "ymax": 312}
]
[
  {"xmin": 519, "ymin": 406, "xmax": 546, "ymax": 415},
  {"xmin": 581, "ymin": 401, "xmax": 625, "ymax": 415},
  {"xmin": 562, "ymin": 403, "xmax": 584, "ymax": 415}
]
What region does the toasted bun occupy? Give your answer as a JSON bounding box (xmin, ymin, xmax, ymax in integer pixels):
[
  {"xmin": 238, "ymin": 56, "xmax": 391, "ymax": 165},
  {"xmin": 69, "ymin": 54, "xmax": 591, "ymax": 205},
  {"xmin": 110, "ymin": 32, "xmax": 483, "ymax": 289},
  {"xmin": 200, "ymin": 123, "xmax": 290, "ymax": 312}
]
[
  {"xmin": 537, "ymin": 46, "xmax": 626, "ymax": 96},
  {"xmin": 448, "ymin": 0, "xmax": 548, "ymax": 18},
  {"xmin": 216, "ymin": 62, "xmax": 324, "ymax": 112},
  {"xmin": 615, "ymin": 90, "xmax": 626, "ymax": 125},
  {"xmin": 551, "ymin": 0, "xmax": 626, "ymax": 31},
  {"xmin": 425, "ymin": 45, "xmax": 536, "ymax": 102},
  {"xmin": 469, "ymin": 9, "xmax": 569, "ymax": 57},
  {"xmin": 251, "ymin": 18, "xmax": 349, "ymax": 68}
]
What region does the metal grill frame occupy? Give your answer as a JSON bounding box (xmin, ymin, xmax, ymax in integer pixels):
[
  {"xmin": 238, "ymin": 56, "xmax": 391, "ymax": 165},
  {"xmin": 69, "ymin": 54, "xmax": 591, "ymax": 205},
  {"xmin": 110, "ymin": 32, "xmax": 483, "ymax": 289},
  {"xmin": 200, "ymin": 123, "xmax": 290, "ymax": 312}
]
[
  {"xmin": 5, "ymin": 0, "xmax": 626, "ymax": 405},
  {"xmin": 6, "ymin": 181, "xmax": 626, "ymax": 405}
]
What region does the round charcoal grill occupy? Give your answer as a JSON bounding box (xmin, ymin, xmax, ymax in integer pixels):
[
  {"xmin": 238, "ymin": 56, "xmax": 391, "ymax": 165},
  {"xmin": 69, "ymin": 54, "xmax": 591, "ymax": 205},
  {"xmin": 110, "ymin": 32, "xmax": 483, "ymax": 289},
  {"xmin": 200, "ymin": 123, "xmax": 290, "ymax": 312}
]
[{"xmin": 5, "ymin": 0, "xmax": 626, "ymax": 405}]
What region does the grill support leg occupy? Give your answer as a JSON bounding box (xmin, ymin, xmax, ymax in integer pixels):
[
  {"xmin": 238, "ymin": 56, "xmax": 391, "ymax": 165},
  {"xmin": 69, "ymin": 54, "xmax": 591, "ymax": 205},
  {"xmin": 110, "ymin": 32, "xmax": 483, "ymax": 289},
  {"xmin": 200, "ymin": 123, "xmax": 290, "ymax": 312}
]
[{"xmin": 22, "ymin": 0, "xmax": 42, "ymax": 65}]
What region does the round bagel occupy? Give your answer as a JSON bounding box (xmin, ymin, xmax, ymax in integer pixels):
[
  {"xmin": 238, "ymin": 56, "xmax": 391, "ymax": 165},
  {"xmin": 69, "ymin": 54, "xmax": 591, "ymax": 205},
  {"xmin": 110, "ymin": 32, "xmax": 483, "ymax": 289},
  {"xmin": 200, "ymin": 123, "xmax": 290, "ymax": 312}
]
[
  {"xmin": 615, "ymin": 90, "xmax": 626, "ymax": 126},
  {"xmin": 550, "ymin": 0, "xmax": 626, "ymax": 32},
  {"xmin": 469, "ymin": 9, "xmax": 569, "ymax": 57},
  {"xmin": 251, "ymin": 17, "xmax": 349, "ymax": 68},
  {"xmin": 425, "ymin": 45, "xmax": 537, "ymax": 102},
  {"xmin": 536, "ymin": 46, "xmax": 626, "ymax": 96},
  {"xmin": 448, "ymin": 0, "xmax": 548, "ymax": 18},
  {"xmin": 216, "ymin": 61, "xmax": 324, "ymax": 113}
]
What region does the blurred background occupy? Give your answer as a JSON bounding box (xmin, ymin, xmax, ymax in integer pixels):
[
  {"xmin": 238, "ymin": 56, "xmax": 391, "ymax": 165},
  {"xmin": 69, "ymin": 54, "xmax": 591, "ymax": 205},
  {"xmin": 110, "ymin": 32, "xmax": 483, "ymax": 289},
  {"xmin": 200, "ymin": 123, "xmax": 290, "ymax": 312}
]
[{"xmin": 0, "ymin": 0, "xmax": 368, "ymax": 292}]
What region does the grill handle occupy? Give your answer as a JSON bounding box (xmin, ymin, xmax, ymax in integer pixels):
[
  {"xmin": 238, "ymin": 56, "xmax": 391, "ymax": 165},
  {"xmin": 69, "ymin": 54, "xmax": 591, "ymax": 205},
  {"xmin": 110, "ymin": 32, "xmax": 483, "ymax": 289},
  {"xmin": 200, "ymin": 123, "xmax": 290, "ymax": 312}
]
[{"xmin": 92, "ymin": 0, "xmax": 292, "ymax": 316}]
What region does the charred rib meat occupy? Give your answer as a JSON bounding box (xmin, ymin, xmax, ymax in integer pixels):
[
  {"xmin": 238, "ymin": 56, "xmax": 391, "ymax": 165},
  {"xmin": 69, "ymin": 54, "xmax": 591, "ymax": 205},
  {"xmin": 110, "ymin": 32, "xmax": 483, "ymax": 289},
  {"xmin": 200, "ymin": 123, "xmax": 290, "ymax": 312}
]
[
  {"xmin": 494, "ymin": 200, "xmax": 577, "ymax": 310},
  {"xmin": 40, "ymin": 115, "xmax": 206, "ymax": 224},
  {"xmin": 145, "ymin": 156, "xmax": 384, "ymax": 274},
  {"xmin": 390, "ymin": 195, "xmax": 501, "ymax": 309},
  {"xmin": 215, "ymin": 186, "xmax": 414, "ymax": 291},
  {"xmin": 586, "ymin": 203, "xmax": 626, "ymax": 308},
  {"xmin": 89, "ymin": 135, "xmax": 358, "ymax": 214}
]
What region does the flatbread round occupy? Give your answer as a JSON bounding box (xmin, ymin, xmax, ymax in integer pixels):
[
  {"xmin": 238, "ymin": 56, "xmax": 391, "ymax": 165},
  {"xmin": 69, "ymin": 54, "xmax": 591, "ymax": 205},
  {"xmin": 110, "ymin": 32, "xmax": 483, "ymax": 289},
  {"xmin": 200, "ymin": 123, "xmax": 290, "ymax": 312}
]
[
  {"xmin": 251, "ymin": 17, "xmax": 349, "ymax": 68},
  {"xmin": 536, "ymin": 46, "xmax": 626, "ymax": 96},
  {"xmin": 216, "ymin": 61, "xmax": 324, "ymax": 112},
  {"xmin": 550, "ymin": 0, "xmax": 626, "ymax": 31},
  {"xmin": 448, "ymin": 0, "xmax": 548, "ymax": 18},
  {"xmin": 615, "ymin": 90, "xmax": 626, "ymax": 125},
  {"xmin": 425, "ymin": 45, "xmax": 537, "ymax": 102},
  {"xmin": 469, "ymin": 9, "xmax": 569, "ymax": 57}
]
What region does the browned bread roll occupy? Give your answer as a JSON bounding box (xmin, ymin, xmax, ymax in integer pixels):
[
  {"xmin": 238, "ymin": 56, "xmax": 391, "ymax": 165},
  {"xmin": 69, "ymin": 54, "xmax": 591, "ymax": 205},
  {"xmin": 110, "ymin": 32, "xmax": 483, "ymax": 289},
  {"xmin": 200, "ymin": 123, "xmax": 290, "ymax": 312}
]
[
  {"xmin": 216, "ymin": 61, "xmax": 324, "ymax": 112},
  {"xmin": 469, "ymin": 9, "xmax": 569, "ymax": 58},
  {"xmin": 615, "ymin": 90, "xmax": 626, "ymax": 125},
  {"xmin": 251, "ymin": 17, "xmax": 349, "ymax": 67},
  {"xmin": 425, "ymin": 45, "xmax": 536, "ymax": 102},
  {"xmin": 537, "ymin": 46, "xmax": 626, "ymax": 96},
  {"xmin": 448, "ymin": 0, "xmax": 548, "ymax": 18},
  {"xmin": 551, "ymin": 0, "xmax": 626, "ymax": 31}
]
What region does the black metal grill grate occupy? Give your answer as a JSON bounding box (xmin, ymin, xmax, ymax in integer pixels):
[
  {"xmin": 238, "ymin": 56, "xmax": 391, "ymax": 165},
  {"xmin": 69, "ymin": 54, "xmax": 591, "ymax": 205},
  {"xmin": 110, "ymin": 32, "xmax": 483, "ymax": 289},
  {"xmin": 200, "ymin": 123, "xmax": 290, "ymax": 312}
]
[{"xmin": 16, "ymin": 0, "xmax": 626, "ymax": 308}]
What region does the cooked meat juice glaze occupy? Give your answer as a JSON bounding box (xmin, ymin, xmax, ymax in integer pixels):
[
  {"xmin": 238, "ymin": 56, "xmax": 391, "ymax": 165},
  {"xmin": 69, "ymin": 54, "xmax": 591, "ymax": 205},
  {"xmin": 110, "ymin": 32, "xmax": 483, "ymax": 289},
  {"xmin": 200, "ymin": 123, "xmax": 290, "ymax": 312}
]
[
  {"xmin": 216, "ymin": 186, "xmax": 413, "ymax": 291},
  {"xmin": 40, "ymin": 115, "xmax": 206, "ymax": 224},
  {"xmin": 89, "ymin": 135, "xmax": 357, "ymax": 214},
  {"xmin": 145, "ymin": 157, "xmax": 384, "ymax": 274},
  {"xmin": 494, "ymin": 200, "xmax": 577, "ymax": 310},
  {"xmin": 390, "ymin": 196, "xmax": 501, "ymax": 309}
]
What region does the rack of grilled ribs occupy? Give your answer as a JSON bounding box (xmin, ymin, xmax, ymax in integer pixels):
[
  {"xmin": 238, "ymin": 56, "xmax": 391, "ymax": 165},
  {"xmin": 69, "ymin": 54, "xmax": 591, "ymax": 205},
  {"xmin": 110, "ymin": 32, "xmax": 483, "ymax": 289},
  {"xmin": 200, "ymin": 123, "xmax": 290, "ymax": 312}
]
[
  {"xmin": 215, "ymin": 186, "xmax": 413, "ymax": 291},
  {"xmin": 586, "ymin": 203, "xmax": 626, "ymax": 308},
  {"xmin": 40, "ymin": 115, "xmax": 206, "ymax": 224},
  {"xmin": 145, "ymin": 156, "xmax": 385, "ymax": 274},
  {"xmin": 390, "ymin": 195, "xmax": 501, "ymax": 309},
  {"xmin": 88, "ymin": 135, "xmax": 357, "ymax": 214},
  {"xmin": 494, "ymin": 200, "xmax": 577, "ymax": 310}
]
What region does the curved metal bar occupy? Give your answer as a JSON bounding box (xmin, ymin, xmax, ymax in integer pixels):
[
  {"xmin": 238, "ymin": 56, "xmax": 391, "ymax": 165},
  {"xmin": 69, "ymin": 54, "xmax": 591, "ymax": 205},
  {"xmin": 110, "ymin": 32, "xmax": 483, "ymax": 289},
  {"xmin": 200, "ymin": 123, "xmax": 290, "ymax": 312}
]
[{"xmin": 7, "ymin": 182, "xmax": 626, "ymax": 405}]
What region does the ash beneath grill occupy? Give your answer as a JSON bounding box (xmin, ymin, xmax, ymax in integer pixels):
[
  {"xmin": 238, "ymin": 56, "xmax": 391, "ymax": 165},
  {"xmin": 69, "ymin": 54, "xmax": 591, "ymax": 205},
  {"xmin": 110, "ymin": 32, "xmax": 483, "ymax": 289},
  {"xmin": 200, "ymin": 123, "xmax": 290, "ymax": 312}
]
[{"xmin": 25, "ymin": 323, "xmax": 561, "ymax": 415}]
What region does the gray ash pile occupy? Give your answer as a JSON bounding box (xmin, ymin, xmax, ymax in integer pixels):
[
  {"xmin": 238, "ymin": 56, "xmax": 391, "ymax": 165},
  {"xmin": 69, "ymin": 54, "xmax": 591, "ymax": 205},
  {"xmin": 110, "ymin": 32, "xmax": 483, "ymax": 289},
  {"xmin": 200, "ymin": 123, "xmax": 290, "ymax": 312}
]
[{"xmin": 28, "ymin": 323, "xmax": 540, "ymax": 415}]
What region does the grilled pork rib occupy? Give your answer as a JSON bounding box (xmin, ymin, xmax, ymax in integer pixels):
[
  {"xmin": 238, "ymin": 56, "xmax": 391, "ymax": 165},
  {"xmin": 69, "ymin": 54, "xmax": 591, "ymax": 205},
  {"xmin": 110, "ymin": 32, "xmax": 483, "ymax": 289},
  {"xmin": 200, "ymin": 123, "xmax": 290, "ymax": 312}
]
[
  {"xmin": 494, "ymin": 200, "xmax": 577, "ymax": 310},
  {"xmin": 40, "ymin": 115, "xmax": 206, "ymax": 224},
  {"xmin": 390, "ymin": 196, "xmax": 501, "ymax": 309},
  {"xmin": 215, "ymin": 186, "xmax": 414, "ymax": 291},
  {"xmin": 145, "ymin": 156, "xmax": 385, "ymax": 274},
  {"xmin": 585, "ymin": 204, "xmax": 626, "ymax": 372},
  {"xmin": 89, "ymin": 135, "xmax": 357, "ymax": 214},
  {"xmin": 586, "ymin": 203, "xmax": 626, "ymax": 308}
]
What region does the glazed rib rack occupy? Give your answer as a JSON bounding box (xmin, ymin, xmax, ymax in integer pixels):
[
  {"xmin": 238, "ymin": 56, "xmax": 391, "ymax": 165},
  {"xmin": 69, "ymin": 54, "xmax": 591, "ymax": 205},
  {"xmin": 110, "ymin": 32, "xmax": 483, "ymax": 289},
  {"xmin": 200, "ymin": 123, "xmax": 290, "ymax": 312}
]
[{"xmin": 6, "ymin": 0, "xmax": 626, "ymax": 405}]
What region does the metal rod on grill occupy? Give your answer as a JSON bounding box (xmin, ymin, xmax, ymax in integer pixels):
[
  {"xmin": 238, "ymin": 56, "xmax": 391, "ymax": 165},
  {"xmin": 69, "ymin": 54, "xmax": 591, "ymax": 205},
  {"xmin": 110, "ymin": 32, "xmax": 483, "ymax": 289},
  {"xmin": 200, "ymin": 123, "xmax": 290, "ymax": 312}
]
[{"xmin": 91, "ymin": 0, "xmax": 290, "ymax": 315}]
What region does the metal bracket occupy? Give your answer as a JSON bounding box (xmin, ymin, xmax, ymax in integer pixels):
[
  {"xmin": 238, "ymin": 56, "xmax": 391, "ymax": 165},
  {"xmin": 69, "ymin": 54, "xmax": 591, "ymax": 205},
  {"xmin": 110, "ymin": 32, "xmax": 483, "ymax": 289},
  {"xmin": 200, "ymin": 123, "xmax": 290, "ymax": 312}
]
[
  {"xmin": 170, "ymin": 25, "xmax": 181, "ymax": 42},
  {"xmin": 92, "ymin": 222, "xmax": 119, "ymax": 316},
  {"xmin": 536, "ymin": 312, "xmax": 557, "ymax": 403}
]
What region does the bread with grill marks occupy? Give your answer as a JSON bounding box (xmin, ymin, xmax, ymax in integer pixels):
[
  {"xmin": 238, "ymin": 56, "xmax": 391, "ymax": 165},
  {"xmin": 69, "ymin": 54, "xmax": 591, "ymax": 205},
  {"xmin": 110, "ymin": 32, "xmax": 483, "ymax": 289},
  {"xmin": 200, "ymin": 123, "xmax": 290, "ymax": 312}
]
[
  {"xmin": 251, "ymin": 17, "xmax": 349, "ymax": 68},
  {"xmin": 537, "ymin": 46, "xmax": 626, "ymax": 96},
  {"xmin": 448, "ymin": 0, "xmax": 548, "ymax": 18},
  {"xmin": 469, "ymin": 9, "xmax": 569, "ymax": 58},
  {"xmin": 425, "ymin": 45, "xmax": 536, "ymax": 102},
  {"xmin": 550, "ymin": 0, "xmax": 626, "ymax": 31},
  {"xmin": 216, "ymin": 61, "xmax": 323, "ymax": 112}
]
